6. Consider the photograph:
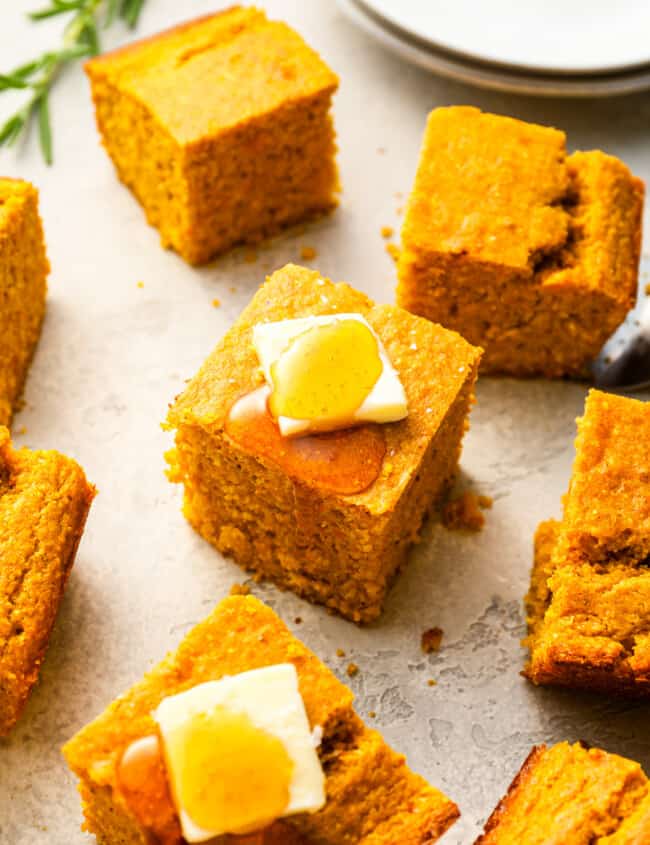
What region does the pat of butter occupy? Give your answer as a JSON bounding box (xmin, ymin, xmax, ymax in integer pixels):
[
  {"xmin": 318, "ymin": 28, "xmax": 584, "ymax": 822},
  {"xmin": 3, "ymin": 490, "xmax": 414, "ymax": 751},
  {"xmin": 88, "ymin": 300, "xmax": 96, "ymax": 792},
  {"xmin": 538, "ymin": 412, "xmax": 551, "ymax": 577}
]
[
  {"xmin": 252, "ymin": 312, "xmax": 408, "ymax": 436},
  {"xmin": 153, "ymin": 664, "xmax": 325, "ymax": 843}
]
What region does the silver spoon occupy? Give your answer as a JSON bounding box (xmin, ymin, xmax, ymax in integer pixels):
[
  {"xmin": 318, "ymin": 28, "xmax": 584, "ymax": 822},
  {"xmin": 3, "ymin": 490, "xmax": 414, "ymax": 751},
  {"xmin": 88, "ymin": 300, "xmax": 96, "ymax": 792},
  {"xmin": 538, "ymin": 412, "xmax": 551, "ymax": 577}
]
[{"xmin": 592, "ymin": 295, "xmax": 650, "ymax": 391}]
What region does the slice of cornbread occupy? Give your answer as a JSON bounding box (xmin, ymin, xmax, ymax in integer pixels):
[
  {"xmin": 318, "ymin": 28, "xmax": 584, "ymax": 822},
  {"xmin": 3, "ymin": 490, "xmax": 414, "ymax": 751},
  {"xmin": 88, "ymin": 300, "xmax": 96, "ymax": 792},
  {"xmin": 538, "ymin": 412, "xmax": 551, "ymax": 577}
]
[
  {"xmin": 475, "ymin": 742, "xmax": 650, "ymax": 844},
  {"xmin": 165, "ymin": 264, "xmax": 482, "ymax": 623},
  {"xmin": 63, "ymin": 595, "xmax": 460, "ymax": 845},
  {"xmin": 525, "ymin": 390, "xmax": 650, "ymax": 696},
  {"xmin": 397, "ymin": 107, "xmax": 644, "ymax": 377},
  {"xmin": 0, "ymin": 427, "xmax": 95, "ymax": 736},
  {"xmin": 85, "ymin": 7, "xmax": 339, "ymax": 265},
  {"xmin": 0, "ymin": 178, "xmax": 49, "ymax": 427}
]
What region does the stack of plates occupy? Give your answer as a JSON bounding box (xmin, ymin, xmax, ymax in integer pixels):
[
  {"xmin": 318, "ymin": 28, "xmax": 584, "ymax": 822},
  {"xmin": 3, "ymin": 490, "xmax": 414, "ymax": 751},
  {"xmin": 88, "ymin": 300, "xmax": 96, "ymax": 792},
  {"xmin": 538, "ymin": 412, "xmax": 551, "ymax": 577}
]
[{"xmin": 340, "ymin": 0, "xmax": 650, "ymax": 97}]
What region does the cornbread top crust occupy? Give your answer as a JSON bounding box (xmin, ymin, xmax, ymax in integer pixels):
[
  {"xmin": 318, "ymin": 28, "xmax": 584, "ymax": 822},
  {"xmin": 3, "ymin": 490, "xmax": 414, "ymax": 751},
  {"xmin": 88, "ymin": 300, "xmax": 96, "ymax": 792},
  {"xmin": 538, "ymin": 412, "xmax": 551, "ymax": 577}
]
[
  {"xmin": 0, "ymin": 427, "xmax": 95, "ymax": 732},
  {"xmin": 561, "ymin": 390, "xmax": 650, "ymax": 565},
  {"xmin": 476, "ymin": 742, "xmax": 650, "ymax": 844},
  {"xmin": 63, "ymin": 596, "xmax": 458, "ymax": 844},
  {"xmin": 402, "ymin": 106, "xmax": 643, "ymax": 299},
  {"xmin": 85, "ymin": 7, "xmax": 339, "ymax": 146},
  {"xmin": 167, "ymin": 263, "xmax": 481, "ymax": 514},
  {"xmin": 63, "ymin": 595, "xmax": 354, "ymax": 786},
  {"xmin": 0, "ymin": 178, "xmax": 38, "ymax": 235}
]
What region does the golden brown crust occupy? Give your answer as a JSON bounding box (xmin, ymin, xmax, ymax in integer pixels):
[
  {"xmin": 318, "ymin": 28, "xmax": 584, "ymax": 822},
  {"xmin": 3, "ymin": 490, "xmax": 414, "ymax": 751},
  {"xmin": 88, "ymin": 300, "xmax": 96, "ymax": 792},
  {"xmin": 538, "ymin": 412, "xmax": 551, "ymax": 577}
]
[
  {"xmin": 0, "ymin": 178, "xmax": 49, "ymax": 427},
  {"xmin": 397, "ymin": 107, "xmax": 643, "ymax": 377},
  {"xmin": 0, "ymin": 427, "xmax": 95, "ymax": 735},
  {"xmin": 63, "ymin": 595, "xmax": 459, "ymax": 845},
  {"xmin": 474, "ymin": 742, "xmax": 650, "ymax": 844}
]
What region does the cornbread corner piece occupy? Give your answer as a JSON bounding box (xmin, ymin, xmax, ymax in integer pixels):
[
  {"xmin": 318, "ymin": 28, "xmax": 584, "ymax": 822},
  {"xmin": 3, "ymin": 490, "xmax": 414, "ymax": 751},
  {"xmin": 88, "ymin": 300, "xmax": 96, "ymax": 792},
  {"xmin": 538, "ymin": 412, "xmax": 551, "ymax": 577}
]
[
  {"xmin": 525, "ymin": 390, "xmax": 650, "ymax": 696},
  {"xmin": 165, "ymin": 263, "xmax": 482, "ymax": 623},
  {"xmin": 0, "ymin": 178, "xmax": 49, "ymax": 427},
  {"xmin": 397, "ymin": 106, "xmax": 644, "ymax": 377},
  {"xmin": 85, "ymin": 7, "xmax": 339, "ymax": 266},
  {"xmin": 63, "ymin": 595, "xmax": 460, "ymax": 845},
  {"xmin": 474, "ymin": 742, "xmax": 650, "ymax": 844},
  {"xmin": 0, "ymin": 427, "xmax": 95, "ymax": 736}
]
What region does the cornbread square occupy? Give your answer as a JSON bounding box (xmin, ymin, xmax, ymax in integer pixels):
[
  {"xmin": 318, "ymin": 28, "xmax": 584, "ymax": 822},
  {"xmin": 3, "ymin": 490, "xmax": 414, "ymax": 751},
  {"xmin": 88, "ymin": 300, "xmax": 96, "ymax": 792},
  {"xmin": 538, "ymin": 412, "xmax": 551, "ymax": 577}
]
[
  {"xmin": 63, "ymin": 595, "xmax": 459, "ymax": 845},
  {"xmin": 166, "ymin": 264, "xmax": 481, "ymax": 622},
  {"xmin": 525, "ymin": 390, "xmax": 650, "ymax": 696},
  {"xmin": 0, "ymin": 427, "xmax": 95, "ymax": 736},
  {"xmin": 397, "ymin": 107, "xmax": 644, "ymax": 377},
  {"xmin": 85, "ymin": 7, "xmax": 339, "ymax": 266},
  {"xmin": 0, "ymin": 178, "xmax": 48, "ymax": 427},
  {"xmin": 475, "ymin": 742, "xmax": 650, "ymax": 844}
]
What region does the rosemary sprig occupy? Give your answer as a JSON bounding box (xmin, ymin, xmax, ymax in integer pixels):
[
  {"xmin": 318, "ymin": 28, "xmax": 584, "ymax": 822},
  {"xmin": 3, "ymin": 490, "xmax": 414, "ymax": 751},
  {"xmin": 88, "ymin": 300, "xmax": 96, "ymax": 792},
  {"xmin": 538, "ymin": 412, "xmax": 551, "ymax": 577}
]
[{"xmin": 0, "ymin": 0, "xmax": 147, "ymax": 164}]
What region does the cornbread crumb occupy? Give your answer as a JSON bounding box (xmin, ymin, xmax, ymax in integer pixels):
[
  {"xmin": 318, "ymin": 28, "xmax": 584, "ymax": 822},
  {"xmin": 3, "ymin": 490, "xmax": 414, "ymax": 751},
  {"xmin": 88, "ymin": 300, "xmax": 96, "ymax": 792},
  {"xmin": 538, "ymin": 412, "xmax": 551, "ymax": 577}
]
[
  {"xmin": 294, "ymin": 616, "xmax": 302, "ymax": 624},
  {"xmin": 244, "ymin": 249, "xmax": 258, "ymax": 264},
  {"xmin": 17, "ymin": 426, "xmax": 27, "ymax": 435},
  {"xmin": 427, "ymin": 679, "xmax": 437, "ymax": 687},
  {"xmin": 442, "ymin": 491, "xmax": 488, "ymax": 532},
  {"xmin": 211, "ymin": 297, "xmax": 221, "ymax": 308},
  {"xmin": 380, "ymin": 226, "xmax": 394, "ymax": 239},
  {"xmin": 386, "ymin": 242, "xmax": 400, "ymax": 262},
  {"xmin": 136, "ymin": 281, "xmax": 144, "ymax": 289},
  {"xmin": 346, "ymin": 662, "xmax": 359, "ymax": 678},
  {"xmin": 336, "ymin": 648, "xmax": 346, "ymax": 658},
  {"xmin": 478, "ymin": 494, "xmax": 493, "ymax": 509},
  {"xmin": 421, "ymin": 627, "xmax": 444, "ymax": 654},
  {"xmin": 229, "ymin": 582, "xmax": 250, "ymax": 596},
  {"xmin": 300, "ymin": 245, "xmax": 317, "ymax": 260},
  {"xmin": 645, "ymin": 282, "xmax": 650, "ymax": 295},
  {"xmin": 368, "ymin": 710, "xmax": 377, "ymax": 718}
]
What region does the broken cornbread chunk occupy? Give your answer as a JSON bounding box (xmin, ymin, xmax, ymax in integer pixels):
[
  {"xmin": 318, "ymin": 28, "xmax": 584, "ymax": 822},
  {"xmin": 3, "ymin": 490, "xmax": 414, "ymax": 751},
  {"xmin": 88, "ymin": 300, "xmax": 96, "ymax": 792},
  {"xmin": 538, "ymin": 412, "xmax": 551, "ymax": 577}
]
[
  {"xmin": 0, "ymin": 427, "xmax": 95, "ymax": 735},
  {"xmin": 475, "ymin": 742, "xmax": 650, "ymax": 844},
  {"xmin": 525, "ymin": 390, "xmax": 650, "ymax": 696},
  {"xmin": 165, "ymin": 263, "xmax": 481, "ymax": 622},
  {"xmin": 0, "ymin": 178, "xmax": 49, "ymax": 427},
  {"xmin": 85, "ymin": 7, "xmax": 339, "ymax": 265},
  {"xmin": 63, "ymin": 595, "xmax": 460, "ymax": 845},
  {"xmin": 397, "ymin": 107, "xmax": 644, "ymax": 377}
]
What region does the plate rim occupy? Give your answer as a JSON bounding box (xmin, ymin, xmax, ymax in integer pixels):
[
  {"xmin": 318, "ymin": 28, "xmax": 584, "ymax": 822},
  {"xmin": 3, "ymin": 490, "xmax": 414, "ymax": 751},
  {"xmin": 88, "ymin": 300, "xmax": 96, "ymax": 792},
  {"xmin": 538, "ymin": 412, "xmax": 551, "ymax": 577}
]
[{"xmin": 353, "ymin": 0, "xmax": 650, "ymax": 77}]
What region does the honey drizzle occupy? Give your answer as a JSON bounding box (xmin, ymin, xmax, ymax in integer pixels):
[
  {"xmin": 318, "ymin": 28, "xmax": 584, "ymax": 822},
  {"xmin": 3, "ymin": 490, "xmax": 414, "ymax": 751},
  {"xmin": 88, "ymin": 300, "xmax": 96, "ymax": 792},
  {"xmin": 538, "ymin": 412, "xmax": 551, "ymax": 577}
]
[{"xmin": 225, "ymin": 387, "xmax": 386, "ymax": 495}]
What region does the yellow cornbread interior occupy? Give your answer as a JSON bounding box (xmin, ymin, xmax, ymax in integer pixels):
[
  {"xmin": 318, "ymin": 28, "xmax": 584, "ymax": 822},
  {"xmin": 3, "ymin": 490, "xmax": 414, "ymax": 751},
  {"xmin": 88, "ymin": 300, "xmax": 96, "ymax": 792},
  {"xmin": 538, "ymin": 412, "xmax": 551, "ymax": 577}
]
[
  {"xmin": 0, "ymin": 179, "xmax": 48, "ymax": 427},
  {"xmin": 165, "ymin": 706, "xmax": 293, "ymax": 835},
  {"xmin": 269, "ymin": 320, "xmax": 382, "ymax": 428}
]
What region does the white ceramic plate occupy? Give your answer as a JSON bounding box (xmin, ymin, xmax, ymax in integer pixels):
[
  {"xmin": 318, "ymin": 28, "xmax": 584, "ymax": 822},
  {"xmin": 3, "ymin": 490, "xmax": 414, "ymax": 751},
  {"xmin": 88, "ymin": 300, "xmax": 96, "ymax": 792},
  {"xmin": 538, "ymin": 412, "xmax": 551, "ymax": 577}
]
[
  {"xmin": 340, "ymin": 0, "xmax": 650, "ymax": 97},
  {"xmin": 354, "ymin": 0, "xmax": 650, "ymax": 75}
]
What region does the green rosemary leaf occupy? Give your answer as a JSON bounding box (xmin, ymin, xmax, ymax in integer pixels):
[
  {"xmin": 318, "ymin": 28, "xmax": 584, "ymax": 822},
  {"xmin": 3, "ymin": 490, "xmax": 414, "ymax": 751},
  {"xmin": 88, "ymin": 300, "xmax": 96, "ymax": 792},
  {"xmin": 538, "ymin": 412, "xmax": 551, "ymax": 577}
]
[
  {"xmin": 30, "ymin": 4, "xmax": 80, "ymax": 21},
  {"xmin": 121, "ymin": 0, "xmax": 145, "ymax": 28},
  {"xmin": 105, "ymin": 0, "xmax": 120, "ymax": 27},
  {"xmin": 80, "ymin": 20, "xmax": 101, "ymax": 55},
  {"xmin": 37, "ymin": 93, "xmax": 53, "ymax": 164},
  {"xmin": 0, "ymin": 74, "xmax": 30, "ymax": 91},
  {"xmin": 0, "ymin": 114, "xmax": 26, "ymax": 147}
]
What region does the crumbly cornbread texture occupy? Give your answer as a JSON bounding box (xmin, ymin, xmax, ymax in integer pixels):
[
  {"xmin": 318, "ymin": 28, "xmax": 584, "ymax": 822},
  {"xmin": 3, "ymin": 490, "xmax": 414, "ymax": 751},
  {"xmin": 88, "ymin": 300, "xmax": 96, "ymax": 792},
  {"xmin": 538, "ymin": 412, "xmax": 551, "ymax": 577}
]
[
  {"xmin": 85, "ymin": 7, "xmax": 339, "ymax": 266},
  {"xmin": 0, "ymin": 178, "xmax": 49, "ymax": 427},
  {"xmin": 63, "ymin": 595, "xmax": 459, "ymax": 845},
  {"xmin": 0, "ymin": 427, "xmax": 95, "ymax": 736},
  {"xmin": 165, "ymin": 264, "xmax": 481, "ymax": 622},
  {"xmin": 525, "ymin": 390, "xmax": 650, "ymax": 696},
  {"xmin": 475, "ymin": 742, "xmax": 650, "ymax": 844},
  {"xmin": 397, "ymin": 107, "xmax": 644, "ymax": 377}
]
